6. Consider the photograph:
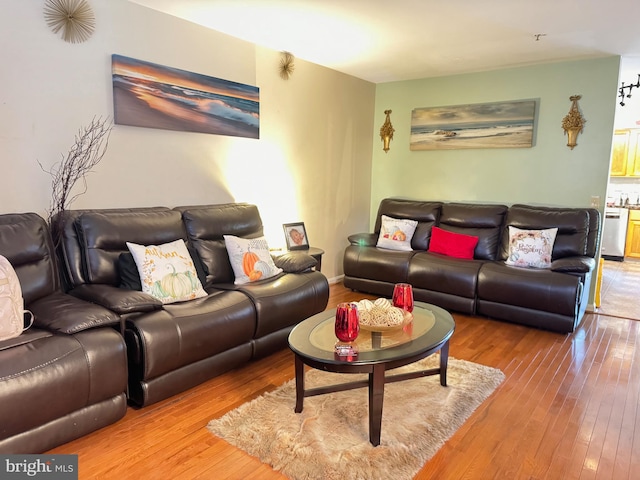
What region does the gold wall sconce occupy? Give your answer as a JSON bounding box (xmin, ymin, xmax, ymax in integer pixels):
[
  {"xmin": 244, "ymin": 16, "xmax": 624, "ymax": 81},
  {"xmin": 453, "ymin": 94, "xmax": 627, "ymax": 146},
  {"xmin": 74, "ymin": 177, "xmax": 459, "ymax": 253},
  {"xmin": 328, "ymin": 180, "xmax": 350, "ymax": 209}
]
[
  {"xmin": 380, "ymin": 110, "xmax": 395, "ymax": 153},
  {"xmin": 562, "ymin": 95, "xmax": 586, "ymax": 150}
]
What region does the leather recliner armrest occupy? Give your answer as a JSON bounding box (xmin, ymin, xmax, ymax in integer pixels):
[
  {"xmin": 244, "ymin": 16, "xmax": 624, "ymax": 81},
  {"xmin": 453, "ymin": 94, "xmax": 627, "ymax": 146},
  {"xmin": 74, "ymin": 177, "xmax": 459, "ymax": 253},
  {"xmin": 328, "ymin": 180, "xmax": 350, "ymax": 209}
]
[
  {"xmin": 29, "ymin": 292, "xmax": 121, "ymax": 334},
  {"xmin": 70, "ymin": 284, "xmax": 163, "ymax": 315},
  {"xmin": 550, "ymin": 256, "xmax": 596, "ymax": 274},
  {"xmin": 273, "ymin": 253, "xmax": 317, "ymax": 273},
  {"xmin": 347, "ymin": 233, "xmax": 378, "ymax": 246}
]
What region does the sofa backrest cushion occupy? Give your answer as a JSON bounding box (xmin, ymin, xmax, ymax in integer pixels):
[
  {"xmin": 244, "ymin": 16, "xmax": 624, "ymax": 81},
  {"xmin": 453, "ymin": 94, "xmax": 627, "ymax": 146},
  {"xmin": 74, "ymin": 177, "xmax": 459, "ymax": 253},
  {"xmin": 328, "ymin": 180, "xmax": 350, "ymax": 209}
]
[
  {"xmin": 374, "ymin": 198, "xmax": 442, "ymax": 251},
  {"xmin": 0, "ymin": 213, "xmax": 59, "ymax": 304},
  {"xmin": 585, "ymin": 208, "xmax": 601, "ymax": 258},
  {"xmin": 177, "ymin": 203, "xmax": 264, "ymax": 285},
  {"xmin": 437, "ymin": 203, "xmax": 508, "ymax": 260},
  {"xmin": 499, "ymin": 205, "xmax": 591, "ymax": 261},
  {"xmin": 63, "ymin": 208, "xmax": 184, "ymax": 286}
]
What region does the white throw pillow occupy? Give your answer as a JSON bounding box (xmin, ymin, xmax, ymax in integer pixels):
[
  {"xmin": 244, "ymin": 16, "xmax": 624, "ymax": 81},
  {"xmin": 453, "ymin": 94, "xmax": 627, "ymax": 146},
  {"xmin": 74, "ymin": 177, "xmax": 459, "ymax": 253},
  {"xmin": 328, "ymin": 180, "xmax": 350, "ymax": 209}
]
[
  {"xmin": 223, "ymin": 235, "xmax": 283, "ymax": 285},
  {"xmin": 376, "ymin": 215, "xmax": 418, "ymax": 252},
  {"xmin": 505, "ymin": 226, "xmax": 558, "ymax": 269},
  {"xmin": 126, "ymin": 239, "xmax": 207, "ymax": 304}
]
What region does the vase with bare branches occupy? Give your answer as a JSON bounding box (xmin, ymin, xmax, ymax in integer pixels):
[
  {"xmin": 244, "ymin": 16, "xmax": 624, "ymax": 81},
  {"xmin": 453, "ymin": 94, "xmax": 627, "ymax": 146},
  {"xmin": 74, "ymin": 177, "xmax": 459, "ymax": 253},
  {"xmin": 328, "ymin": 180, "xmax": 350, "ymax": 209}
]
[{"xmin": 39, "ymin": 117, "xmax": 112, "ymax": 247}]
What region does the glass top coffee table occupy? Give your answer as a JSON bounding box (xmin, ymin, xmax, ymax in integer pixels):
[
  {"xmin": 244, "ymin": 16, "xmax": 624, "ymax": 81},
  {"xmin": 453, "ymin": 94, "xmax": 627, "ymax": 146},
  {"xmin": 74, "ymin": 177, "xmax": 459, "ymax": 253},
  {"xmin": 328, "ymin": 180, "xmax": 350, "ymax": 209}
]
[{"xmin": 287, "ymin": 301, "xmax": 455, "ymax": 446}]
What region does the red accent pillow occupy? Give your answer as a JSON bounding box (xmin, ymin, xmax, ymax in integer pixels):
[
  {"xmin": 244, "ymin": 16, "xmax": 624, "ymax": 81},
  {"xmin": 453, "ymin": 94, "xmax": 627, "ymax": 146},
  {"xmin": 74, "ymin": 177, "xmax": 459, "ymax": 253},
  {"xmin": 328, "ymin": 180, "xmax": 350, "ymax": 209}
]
[{"xmin": 428, "ymin": 226, "xmax": 479, "ymax": 259}]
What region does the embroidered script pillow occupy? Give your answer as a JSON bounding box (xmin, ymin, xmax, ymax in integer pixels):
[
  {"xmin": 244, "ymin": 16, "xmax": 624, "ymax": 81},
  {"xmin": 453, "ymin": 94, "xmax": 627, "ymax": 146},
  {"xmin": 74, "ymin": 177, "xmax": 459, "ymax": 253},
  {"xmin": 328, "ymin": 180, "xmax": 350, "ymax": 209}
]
[
  {"xmin": 505, "ymin": 227, "xmax": 558, "ymax": 269},
  {"xmin": 376, "ymin": 215, "xmax": 418, "ymax": 251},
  {"xmin": 126, "ymin": 239, "xmax": 207, "ymax": 304},
  {"xmin": 223, "ymin": 235, "xmax": 283, "ymax": 285}
]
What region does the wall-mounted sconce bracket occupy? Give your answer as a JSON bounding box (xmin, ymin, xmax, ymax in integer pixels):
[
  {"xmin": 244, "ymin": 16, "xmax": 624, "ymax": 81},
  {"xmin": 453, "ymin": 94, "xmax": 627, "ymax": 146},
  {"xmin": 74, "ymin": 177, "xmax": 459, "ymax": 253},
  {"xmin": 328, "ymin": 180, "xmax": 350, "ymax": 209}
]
[
  {"xmin": 380, "ymin": 110, "xmax": 394, "ymax": 153},
  {"xmin": 562, "ymin": 95, "xmax": 585, "ymax": 150}
]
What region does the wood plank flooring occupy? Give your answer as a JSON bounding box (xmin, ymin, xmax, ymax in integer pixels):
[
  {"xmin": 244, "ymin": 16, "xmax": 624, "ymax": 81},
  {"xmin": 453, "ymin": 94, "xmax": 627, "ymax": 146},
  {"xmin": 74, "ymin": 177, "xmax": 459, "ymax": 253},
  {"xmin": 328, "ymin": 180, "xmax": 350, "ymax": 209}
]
[
  {"xmin": 598, "ymin": 258, "xmax": 640, "ymax": 320},
  {"xmin": 49, "ymin": 281, "xmax": 640, "ymax": 479}
]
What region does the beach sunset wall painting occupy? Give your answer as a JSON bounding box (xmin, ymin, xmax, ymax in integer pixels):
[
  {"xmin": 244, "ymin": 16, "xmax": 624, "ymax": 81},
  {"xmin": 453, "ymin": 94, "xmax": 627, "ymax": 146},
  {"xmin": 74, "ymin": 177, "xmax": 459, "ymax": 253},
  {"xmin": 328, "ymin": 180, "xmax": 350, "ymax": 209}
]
[
  {"xmin": 112, "ymin": 55, "xmax": 259, "ymax": 138},
  {"xmin": 410, "ymin": 100, "xmax": 536, "ymax": 150}
]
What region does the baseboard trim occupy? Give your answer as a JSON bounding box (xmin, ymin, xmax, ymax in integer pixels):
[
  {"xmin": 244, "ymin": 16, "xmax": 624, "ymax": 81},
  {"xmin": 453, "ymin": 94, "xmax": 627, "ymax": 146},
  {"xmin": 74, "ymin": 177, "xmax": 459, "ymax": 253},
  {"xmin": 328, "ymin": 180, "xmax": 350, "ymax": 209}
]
[{"xmin": 327, "ymin": 274, "xmax": 344, "ymax": 285}]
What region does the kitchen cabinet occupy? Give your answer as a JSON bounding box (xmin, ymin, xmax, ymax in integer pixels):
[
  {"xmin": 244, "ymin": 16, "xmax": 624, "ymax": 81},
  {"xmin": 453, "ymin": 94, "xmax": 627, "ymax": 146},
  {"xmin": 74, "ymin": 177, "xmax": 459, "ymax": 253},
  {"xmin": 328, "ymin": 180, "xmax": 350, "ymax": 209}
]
[
  {"xmin": 611, "ymin": 130, "xmax": 630, "ymax": 176},
  {"xmin": 611, "ymin": 129, "xmax": 640, "ymax": 177},
  {"xmin": 625, "ymin": 210, "xmax": 640, "ymax": 258},
  {"xmin": 628, "ymin": 130, "xmax": 640, "ymax": 176}
]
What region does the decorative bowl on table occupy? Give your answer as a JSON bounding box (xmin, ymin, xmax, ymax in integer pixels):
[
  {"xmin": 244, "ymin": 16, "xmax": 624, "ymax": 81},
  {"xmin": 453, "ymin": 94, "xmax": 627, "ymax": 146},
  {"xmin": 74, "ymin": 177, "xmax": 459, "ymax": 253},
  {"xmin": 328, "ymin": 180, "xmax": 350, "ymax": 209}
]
[{"xmin": 355, "ymin": 298, "xmax": 413, "ymax": 332}]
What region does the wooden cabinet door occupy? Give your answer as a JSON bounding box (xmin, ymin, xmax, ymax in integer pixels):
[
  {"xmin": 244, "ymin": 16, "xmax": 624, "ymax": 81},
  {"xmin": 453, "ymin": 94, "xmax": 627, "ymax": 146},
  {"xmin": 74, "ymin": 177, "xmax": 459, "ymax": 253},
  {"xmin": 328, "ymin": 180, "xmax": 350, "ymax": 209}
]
[
  {"xmin": 628, "ymin": 130, "xmax": 640, "ymax": 177},
  {"xmin": 625, "ymin": 213, "xmax": 640, "ymax": 258},
  {"xmin": 611, "ymin": 130, "xmax": 630, "ymax": 176}
]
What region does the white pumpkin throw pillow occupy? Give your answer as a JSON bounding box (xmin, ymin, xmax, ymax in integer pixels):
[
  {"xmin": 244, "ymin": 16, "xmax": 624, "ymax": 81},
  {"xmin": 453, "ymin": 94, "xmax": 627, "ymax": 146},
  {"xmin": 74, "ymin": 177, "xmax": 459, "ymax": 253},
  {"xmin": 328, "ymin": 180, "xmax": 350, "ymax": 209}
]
[
  {"xmin": 376, "ymin": 215, "xmax": 418, "ymax": 251},
  {"xmin": 126, "ymin": 239, "xmax": 207, "ymax": 304},
  {"xmin": 223, "ymin": 235, "xmax": 283, "ymax": 285},
  {"xmin": 505, "ymin": 226, "xmax": 558, "ymax": 269}
]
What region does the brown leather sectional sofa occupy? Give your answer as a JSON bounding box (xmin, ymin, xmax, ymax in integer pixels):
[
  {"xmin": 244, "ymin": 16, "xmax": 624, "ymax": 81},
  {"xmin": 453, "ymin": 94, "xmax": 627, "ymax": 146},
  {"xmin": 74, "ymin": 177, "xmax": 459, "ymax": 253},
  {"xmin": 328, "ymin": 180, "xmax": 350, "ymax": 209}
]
[
  {"xmin": 56, "ymin": 203, "xmax": 329, "ymax": 407},
  {"xmin": 0, "ymin": 213, "xmax": 128, "ymax": 454},
  {"xmin": 344, "ymin": 198, "xmax": 601, "ymax": 333},
  {"xmin": 0, "ymin": 203, "xmax": 329, "ymax": 453}
]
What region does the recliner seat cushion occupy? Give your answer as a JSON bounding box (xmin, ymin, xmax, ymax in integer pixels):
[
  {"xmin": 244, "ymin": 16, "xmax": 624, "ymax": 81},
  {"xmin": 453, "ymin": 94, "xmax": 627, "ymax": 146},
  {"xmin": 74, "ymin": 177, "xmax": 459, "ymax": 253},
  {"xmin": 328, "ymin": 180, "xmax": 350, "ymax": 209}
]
[
  {"xmin": 126, "ymin": 290, "xmax": 255, "ymax": 381},
  {"xmin": 343, "ymin": 245, "xmax": 414, "ymax": 284},
  {"xmin": 408, "ymin": 252, "xmax": 484, "ymax": 299},
  {"xmin": 0, "ymin": 327, "xmax": 126, "ymax": 442},
  {"xmin": 478, "ymin": 262, "xmax": 581, "ymax": 316}
]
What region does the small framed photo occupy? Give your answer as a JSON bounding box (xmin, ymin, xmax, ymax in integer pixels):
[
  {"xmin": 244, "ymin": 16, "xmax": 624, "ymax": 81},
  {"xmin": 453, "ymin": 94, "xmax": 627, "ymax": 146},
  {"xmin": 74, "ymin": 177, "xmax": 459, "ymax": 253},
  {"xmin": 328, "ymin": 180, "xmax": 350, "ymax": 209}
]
[{"xmin": 283, "ymin": 222, "xmax": 309, "ymax": 250}]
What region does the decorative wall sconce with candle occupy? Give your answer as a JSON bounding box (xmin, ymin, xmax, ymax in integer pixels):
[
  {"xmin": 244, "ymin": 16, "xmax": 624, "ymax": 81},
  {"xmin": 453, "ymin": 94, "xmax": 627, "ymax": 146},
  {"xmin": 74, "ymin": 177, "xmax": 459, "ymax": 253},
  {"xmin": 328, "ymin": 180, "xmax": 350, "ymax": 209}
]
[
  {"xmin": 562, "ymin": 95, "xmax": 586, "ymax": 150},
  {"xmin": 380, "ymin": 110, "xmax": 395, "ymax": 153}
]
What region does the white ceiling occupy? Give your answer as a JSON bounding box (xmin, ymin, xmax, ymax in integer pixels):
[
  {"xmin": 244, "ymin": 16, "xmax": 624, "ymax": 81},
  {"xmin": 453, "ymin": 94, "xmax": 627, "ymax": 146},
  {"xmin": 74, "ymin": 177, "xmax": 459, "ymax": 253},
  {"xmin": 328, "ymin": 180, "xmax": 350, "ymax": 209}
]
[{"xmin": 129, "ymin": 0, "xmax": 640, "ymax": 83}]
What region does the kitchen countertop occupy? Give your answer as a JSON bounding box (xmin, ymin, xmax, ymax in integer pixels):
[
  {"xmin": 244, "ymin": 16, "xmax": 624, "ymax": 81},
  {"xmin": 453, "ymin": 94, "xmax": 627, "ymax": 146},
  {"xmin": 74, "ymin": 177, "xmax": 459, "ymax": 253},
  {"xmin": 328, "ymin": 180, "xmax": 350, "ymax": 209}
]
[{"xmin": 607, "ymin": 205, "xmax": 640, "ymax": 209}]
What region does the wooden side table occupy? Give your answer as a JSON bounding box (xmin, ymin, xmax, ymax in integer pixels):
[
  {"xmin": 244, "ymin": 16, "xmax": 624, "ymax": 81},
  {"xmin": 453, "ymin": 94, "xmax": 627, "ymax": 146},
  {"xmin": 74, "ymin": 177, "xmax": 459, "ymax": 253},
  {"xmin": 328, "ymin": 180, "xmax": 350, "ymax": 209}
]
[{"xmin": 271, "ymin": 247, "xmax": 324, "ymax": 272}]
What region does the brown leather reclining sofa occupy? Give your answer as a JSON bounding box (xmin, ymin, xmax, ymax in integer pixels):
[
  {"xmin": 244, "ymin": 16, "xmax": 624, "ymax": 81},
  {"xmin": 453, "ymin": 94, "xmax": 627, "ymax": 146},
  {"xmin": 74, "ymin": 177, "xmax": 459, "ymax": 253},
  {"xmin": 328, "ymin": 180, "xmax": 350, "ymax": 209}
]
[
  {"xmin": 1, "ymin": 203, "xmax": 329, "ymax": 453},
  {"xmin": 343, "ymin": 198, "xmax": 600, "ymax": 333},
  {"xmin": 0, "ymin": 213, "xmax": 128, "ymax": 453},
  {"xmin": 57, "ymin": 203, "xmax": 329, "ymax": 407}
]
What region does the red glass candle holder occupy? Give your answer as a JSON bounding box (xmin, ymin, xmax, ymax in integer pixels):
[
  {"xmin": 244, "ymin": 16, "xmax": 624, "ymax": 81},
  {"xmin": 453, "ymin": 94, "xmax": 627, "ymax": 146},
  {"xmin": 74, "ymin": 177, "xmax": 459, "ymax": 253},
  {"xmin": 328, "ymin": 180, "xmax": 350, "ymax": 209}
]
[
  {"xmin": 335, "ymin": 302, "xmax": 360, "ymax": 342},
  {"xmin": 392, "ymin": 283, "xmax": 414, "ymax": 313}
]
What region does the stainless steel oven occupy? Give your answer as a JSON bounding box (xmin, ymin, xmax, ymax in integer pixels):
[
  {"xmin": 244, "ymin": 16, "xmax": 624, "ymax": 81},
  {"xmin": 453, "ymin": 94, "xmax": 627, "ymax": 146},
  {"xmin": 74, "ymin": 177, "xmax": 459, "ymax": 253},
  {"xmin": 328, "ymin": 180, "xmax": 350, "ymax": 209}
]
[{"xmin": 601, "ymin": 207, "xmax": 629, "ymax": 260}]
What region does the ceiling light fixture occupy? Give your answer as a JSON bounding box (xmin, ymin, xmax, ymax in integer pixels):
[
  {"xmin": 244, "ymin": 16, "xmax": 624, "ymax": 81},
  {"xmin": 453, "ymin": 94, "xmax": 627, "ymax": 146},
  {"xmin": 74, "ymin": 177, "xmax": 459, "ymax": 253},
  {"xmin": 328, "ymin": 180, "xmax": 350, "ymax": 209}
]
[{"xmin": 618, "ymin": 74, "xmax": 640, "ymax": 106}]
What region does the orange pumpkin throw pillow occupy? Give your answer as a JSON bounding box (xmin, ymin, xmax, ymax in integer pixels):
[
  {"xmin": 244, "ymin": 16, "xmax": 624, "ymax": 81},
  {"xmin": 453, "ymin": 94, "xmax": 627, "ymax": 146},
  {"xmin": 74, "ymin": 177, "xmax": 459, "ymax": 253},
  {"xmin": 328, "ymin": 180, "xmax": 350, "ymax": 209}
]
[
  {"xmin": 223, "ymin": 235, "xmax": 283, "ymax": 285},
  {"xmin": 126, "ymin": 239, "xmax": 207, "ymax": 304},
  {"xmin": 428, "ymin": 226, "xmax": 479, "ymax": 259}
]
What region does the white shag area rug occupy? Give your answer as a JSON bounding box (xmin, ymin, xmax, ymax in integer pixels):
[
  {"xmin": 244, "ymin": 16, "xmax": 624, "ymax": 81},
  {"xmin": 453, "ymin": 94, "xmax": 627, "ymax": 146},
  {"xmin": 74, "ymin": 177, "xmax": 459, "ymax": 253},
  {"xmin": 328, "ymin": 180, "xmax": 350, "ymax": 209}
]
[{"xmin": 208, "ymin": 356, "xmax": 505, "ymax": 480}]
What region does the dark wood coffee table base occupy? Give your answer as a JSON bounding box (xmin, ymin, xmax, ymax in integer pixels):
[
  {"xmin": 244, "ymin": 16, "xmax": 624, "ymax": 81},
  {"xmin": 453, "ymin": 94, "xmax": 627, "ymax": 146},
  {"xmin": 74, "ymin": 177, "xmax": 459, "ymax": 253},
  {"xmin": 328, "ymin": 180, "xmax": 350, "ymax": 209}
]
[{"xmin": 293, "ymin": 339, "xmax": 450, "ymax": 446}]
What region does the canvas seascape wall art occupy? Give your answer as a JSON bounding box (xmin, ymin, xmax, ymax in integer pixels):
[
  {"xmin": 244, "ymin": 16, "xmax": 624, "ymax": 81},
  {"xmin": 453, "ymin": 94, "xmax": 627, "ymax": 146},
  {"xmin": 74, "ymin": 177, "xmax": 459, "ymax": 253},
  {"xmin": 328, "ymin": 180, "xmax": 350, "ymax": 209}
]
[
  {"xmin": 112, "ymin": 54, "xmax": 259, "ymax": 138},
  {"xmin": 410, "ymin": 100, "xmax": 536, "ymax": 150}
]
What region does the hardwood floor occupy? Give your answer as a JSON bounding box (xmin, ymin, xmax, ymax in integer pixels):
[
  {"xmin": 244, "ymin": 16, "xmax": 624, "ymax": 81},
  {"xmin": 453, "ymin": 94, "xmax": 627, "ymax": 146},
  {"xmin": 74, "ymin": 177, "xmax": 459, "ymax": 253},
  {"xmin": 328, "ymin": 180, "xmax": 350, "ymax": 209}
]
[
  {"xmin": 49, "ymin": 282, "xmax": 640, "ymax": 479},
  {"xmin": 599, "ymin": 258, "xmax": 640, "ymax": 320}
]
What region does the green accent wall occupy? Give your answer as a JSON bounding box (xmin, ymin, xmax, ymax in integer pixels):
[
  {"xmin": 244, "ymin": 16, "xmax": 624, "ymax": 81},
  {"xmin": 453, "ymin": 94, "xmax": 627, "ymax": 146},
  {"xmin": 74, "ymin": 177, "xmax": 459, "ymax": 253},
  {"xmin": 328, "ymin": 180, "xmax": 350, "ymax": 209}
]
[{"xmin": 372, "ymin": 57, "xmax": 620, "ymax": 223}]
